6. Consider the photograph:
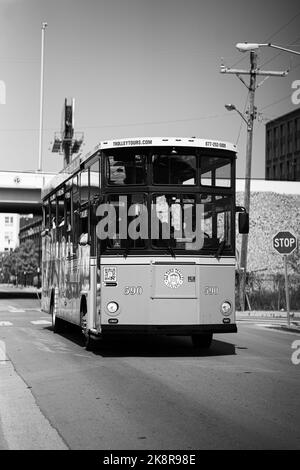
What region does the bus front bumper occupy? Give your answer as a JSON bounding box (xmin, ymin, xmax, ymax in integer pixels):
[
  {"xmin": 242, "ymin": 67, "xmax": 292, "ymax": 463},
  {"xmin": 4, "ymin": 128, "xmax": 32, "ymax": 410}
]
[{"xmin": 100, "ymin": 324, "xmax": 237, "ymax": 336}]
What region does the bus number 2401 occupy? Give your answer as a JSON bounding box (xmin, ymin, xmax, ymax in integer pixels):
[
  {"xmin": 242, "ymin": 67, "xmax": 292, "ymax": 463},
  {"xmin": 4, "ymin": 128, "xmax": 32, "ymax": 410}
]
[{"xmin": 124, "ymin": 286, "xmax": 143, "ymax": 295}]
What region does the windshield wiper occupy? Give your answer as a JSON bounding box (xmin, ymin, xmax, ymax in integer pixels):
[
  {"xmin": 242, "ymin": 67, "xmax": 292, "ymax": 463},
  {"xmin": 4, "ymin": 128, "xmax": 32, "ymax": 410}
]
[
  {"xmin": 123, "ymin": 240, "xmax": 130, "ymax": 259},
  {"xmin": 215, "ymin": 240, "xmax": 226, "ymax": 260},
  {"xmin": 166, "ymin": 243, "xmax": 176, "ymax": 258}
]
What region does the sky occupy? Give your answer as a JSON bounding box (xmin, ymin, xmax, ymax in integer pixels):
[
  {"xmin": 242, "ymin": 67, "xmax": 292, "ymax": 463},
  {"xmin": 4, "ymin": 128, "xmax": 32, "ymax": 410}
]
[{"xmin": 0, "ymin": 0, "xmax": 300, "ymax": 178}]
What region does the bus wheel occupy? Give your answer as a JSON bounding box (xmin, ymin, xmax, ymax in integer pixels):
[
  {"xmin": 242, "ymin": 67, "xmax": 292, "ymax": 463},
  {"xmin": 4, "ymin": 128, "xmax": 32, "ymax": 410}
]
[
  {"xmin": 51, "ymin": 303, "xmax": 64, "ymax": 333},
  {"xmin": 192, "ymin": 333, "xmax": 212, "ymax": 349}
]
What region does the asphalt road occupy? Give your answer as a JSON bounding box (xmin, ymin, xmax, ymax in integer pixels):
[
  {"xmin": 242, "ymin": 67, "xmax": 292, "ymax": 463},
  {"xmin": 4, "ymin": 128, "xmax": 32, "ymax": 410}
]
[{"xmin": 0, "ymin": 298, "xmax": 299, "ymax": 450}]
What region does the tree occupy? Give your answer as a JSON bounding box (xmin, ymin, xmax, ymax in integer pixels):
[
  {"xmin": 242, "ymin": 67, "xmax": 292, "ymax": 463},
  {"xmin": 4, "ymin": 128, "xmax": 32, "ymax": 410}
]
[{"xmin": 1, "ymin": 240, "xmax": 39, "ymax": 284}]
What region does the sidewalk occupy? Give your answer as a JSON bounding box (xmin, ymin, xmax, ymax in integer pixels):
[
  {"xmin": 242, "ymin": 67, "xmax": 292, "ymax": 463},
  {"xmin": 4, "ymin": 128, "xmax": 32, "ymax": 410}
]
[{"xmin": 236, "ymin": 310, "xmax": 300, "ymax": 333}]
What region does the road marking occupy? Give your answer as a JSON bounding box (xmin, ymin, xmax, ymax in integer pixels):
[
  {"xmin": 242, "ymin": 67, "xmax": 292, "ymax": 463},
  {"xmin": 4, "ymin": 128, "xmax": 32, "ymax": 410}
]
[
  {"xmin": 30, "ymin": 320, "xmax": 51, "ymax": 325},
  {"xmin": 0, "ymin": 340, "xmax": 7, "ymax": 363},
  {"xmin": 0, "ymin": 321, "xmax": 13, "ymax": 326},
  {"xmin": 8, "ymin": 306, "xmax": 25, "ymax": 313}
]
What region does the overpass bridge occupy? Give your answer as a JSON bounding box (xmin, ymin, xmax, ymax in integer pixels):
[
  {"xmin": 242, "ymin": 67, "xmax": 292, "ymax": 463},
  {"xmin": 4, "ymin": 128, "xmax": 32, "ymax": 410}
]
[{"xmin": 0, "ymin": 171, "xmax": 55, "ymax": 214}]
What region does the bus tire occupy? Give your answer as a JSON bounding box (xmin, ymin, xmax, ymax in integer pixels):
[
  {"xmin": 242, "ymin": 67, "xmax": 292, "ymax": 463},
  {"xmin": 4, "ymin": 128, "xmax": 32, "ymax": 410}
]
[
  {"xmin": 50, "ymin": 302, "xmax": 64, "ymax": 333},
  {"xmin": 192, "ymin": 333, "xmax": 213, "ymax": 349}
]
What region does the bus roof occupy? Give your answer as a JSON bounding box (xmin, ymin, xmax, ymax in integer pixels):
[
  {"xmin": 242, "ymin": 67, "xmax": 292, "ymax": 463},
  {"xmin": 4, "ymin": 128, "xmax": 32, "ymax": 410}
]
[{"xmin": 42, "ymin": 137, "xmax": 237, "ymax": 199}]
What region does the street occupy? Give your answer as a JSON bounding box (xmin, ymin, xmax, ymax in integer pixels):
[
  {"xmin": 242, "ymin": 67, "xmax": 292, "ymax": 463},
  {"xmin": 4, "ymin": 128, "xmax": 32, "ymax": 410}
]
[{"xmin": 0, "ymin": 297, "xmax": 299, "ymax": 450}]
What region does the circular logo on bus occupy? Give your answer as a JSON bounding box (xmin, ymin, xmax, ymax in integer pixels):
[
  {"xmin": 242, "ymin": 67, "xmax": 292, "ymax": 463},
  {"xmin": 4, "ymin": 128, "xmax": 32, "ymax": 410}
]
[{"xmin": 164, "ymin": 268, "xmax": 184, "ymax": 289}]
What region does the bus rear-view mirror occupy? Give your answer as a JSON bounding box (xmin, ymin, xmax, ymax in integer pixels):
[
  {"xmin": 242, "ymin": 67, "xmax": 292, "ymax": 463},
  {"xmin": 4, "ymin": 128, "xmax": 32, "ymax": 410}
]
[{"xmin": 238, "ymin": 212, "xmax": 249, "ymax": 234}]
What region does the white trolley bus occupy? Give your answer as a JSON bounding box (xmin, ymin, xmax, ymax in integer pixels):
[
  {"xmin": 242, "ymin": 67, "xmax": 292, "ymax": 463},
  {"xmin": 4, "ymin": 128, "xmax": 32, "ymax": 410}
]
[{"xmin": 41, "ymin": 137, "xmax": 248, "ymax": 349}]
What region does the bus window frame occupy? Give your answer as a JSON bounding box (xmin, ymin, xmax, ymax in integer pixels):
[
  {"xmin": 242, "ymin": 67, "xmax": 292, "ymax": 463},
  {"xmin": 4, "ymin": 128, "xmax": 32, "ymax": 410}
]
[
  {"xmin": 151, "ymin": 151, "xmax": 198, "ymax": 186},
  {"xmin": 104, "ymin": 150, "xmax": 148, "ymax": 187},
  {"xmin": 199, "ymin": 151, "xmax": 234, "ymax": 189}
]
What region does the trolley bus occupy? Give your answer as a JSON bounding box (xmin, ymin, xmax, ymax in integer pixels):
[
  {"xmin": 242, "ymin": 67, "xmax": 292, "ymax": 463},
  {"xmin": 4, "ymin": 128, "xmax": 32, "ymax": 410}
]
[{"xmin": 41, "ymin": 137, "xmax": 248, "ymax": 349}]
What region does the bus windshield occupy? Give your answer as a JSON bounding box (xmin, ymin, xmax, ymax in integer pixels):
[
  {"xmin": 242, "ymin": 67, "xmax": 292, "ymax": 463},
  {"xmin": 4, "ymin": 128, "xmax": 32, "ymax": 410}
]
[
  {"xmin": 97, "ymin": 192, "xmax": 233, "ymax": 255},
  {"xmin": 99, "ymin": 146, "xmax": 235, "ymax": 256}
]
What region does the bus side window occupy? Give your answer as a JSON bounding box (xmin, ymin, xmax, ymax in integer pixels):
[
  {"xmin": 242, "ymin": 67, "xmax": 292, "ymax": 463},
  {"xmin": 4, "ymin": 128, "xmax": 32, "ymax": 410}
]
[
  {"xmin": 65, "ymin": 191, "xmax": 72, "ymax": 235},
  {"xmin": 72, "ymin": 175, "xmax": 80, "ymax": 245},
  {"xmin": 89, "ymin": 158, "xmax": 100, "ymax": 201},
  {"xmin": 80, "ymin": 169, "xmax": 89, "ymax": 204},
  {"xmin": 79, "ymin": 209, "xmax": 89, "ymax": 243},
  {"xmin": 43, "ymin": 201, "xmax": 50, "ymax": 230},
  {"xmin": 56, "ymin": 190, "xmax": 65, "ymax": 241}
]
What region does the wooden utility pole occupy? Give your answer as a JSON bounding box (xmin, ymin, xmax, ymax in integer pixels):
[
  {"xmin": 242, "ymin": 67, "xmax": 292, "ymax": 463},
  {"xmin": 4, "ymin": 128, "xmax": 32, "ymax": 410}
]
[{"xmin": 221, "ymin": 52, "xmax": 287, "ymax": 310}]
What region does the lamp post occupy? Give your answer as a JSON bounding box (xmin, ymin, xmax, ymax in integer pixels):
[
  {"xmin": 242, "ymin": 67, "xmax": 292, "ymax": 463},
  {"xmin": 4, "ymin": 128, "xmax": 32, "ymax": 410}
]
[
  {"xmin": 225, "ymin": 104, "xmax": 251, "ymax": 130},
  {"xmin": 38, "ymin": 22, "xmax": 48, "ymax": 172},
  {"xmin": 236, "ymin": 42, "xmax": 300, "ymax": 56}
]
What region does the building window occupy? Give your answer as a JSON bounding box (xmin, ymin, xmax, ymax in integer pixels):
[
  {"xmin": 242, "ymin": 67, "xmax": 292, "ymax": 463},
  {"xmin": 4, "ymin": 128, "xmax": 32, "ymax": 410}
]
[
  {"xmin": 4, "ymin": 216, "xmax": 13, "ymax": 226},
  {"xmin": 287, "ymin": 121, "xmax": 293, "ymax": 153},
  {"xmin": 280, "ymin": 124, "xmax": 285, "ymax": 155},
  {"xmin": 295, "ymin": 118, "xmax": 300, "ymax": 151}
]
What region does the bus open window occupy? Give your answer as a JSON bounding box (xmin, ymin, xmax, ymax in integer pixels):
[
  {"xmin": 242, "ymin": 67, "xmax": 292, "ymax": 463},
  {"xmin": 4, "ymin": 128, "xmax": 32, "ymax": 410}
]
[
  {"xmin": 80, "ymin": 170, "xmax": 89, "ymax": 204},
  {"xmin": 106, "ymin": 153, "xmax": 146, "ymax": 185},
  {"xmin": 200, "ymin": 156, "xmax": 232, "ymax": 187},
  {"xmin": 65, "ymin": 191, "xmax": 72, "ymax": 233},
  {"xmin": 89, "ymin": 159, "xmax": 100, "ymax": 200},
  {"xmin": 152, "ymin": 154, "xmax": 196, "ymax": 185},
  {"xmin": 151, "ymin": 194, "xmax": 198, "ymax": 250},
  {"xmin": 201, "ymin": 194, "xmax": 233, "ymax": 250},
  {"xmin": 98, "ymin": 194, "xmax": 147, "ymax": 252},
  {"xmin": 56, "ymin": 194, "xmax": 65, "ymax": 227}
]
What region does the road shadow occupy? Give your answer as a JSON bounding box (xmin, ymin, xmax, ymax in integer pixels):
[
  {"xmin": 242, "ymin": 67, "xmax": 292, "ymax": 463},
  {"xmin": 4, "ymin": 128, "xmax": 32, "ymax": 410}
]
[
  {"xmin": 45, "ymin": 324, "xmax": 236, "ymax": 357},
  {"xmin": 0, "ymin": 291, "xmax": 39, "ymax": 299}
]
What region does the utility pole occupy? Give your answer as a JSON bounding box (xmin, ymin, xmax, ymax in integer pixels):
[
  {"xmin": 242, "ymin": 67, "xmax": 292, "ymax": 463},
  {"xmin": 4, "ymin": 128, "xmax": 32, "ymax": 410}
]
[
  {"xmin": 221, "ymin": 51, "xmax": 287, "ymax": 310},
  {"xmin": 38, "ymin": 22, "xmax": 48, "ymax": 172}
]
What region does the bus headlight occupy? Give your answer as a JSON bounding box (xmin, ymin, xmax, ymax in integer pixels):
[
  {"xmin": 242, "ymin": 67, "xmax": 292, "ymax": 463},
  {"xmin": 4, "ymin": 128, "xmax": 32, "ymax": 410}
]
[
  {"xmin": 106, "ymin": 302, "xmax": 119, "ymax": 315},
  {"xmin": 220, "ymin": 301, "xmax": 232, "ymax": 316}
]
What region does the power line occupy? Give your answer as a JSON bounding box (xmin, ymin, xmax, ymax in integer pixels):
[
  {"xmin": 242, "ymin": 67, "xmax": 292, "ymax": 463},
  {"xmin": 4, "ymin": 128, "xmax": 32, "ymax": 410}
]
[
  {"xmin": 259, "ymin": 62, "xmax": 300, "ymax": 111},
  {"xmin": 228, "ymin": 10, "xmax": 300, "ymax": 69},
  {"xmin": 236, "ymin": 91, "xmax": 250, "ymax": 145},
  {"xmin": 260, "ymin": 93, "xmax": 292, "ymax": 111},
  {"xmin": 259, "ymin": 34, "xmax": 300, "ymax": 69},
  {"xmin": 0, "ymin": 113, "xmax": 230, "ymax": 133},
  {"xmin": 264, "ymin": 10, "xmax": 300, "ymax": 42}
]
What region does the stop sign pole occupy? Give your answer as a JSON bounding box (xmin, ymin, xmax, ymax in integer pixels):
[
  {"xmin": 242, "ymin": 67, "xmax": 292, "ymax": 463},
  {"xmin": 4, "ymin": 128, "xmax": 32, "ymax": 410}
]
[{"xmin": 273, "ymin": 231, "xmax": 298, "ymax": 326}]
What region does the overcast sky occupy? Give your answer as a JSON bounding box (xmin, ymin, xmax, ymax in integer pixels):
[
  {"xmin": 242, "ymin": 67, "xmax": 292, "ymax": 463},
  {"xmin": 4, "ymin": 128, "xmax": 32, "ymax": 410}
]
[{"xmin": 0, "ymin": 0, "xmax": 299, "ymax": 178}]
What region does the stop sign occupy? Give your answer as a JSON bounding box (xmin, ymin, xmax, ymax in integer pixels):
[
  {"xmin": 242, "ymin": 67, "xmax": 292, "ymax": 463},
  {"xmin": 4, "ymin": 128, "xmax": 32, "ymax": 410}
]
[{"xmin": 273, "ymin": 231, "xmax": 297, "ymax": 255}]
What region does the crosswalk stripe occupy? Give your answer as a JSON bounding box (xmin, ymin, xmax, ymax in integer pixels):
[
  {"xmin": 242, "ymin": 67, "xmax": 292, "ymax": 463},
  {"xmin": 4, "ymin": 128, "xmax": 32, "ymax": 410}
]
[
  {"xmin": 30, "ymin": 320, "xmax": 52, "ymax": 325},
  {"xmin": 0, "ymin": 321, "xmax": 13, "ymax": 326}
]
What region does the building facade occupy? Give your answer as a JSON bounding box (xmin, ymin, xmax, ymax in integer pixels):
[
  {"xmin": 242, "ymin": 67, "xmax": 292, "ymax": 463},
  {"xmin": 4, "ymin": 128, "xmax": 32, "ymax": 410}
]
[
  {"xmin": 0, "ymin": 213, "xmax": 20, "ymax": 252},
  {"xmin": 265, "ymin": 107, "xmax": 300, "ymax": 181}
]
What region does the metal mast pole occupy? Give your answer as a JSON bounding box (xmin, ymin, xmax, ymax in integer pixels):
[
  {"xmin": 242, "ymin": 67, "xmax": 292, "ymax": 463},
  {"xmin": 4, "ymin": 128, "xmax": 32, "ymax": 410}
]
[
  {"xmin": 220, "ymin": 51, "xmax": 287, "ymax": 310},
  {"xmin": 38, "ymin": 22, "xmax": 48, "ymax": 172}
]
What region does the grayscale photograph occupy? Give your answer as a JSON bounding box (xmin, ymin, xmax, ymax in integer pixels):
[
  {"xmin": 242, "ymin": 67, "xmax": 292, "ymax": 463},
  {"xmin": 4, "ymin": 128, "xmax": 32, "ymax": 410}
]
[{"xmin": 0, "ymin": 0, "xmax": 299, "ymax": 456}]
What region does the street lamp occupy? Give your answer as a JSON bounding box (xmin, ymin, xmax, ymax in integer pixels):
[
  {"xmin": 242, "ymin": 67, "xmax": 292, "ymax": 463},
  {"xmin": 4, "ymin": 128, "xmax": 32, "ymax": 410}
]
[
  {"xmin": 225, "ymin": 104, "xmax": 251, "ymax": 130},
  {"xmin": 236, "ymin": 42, "xmax": 300, "ymax": 56}
]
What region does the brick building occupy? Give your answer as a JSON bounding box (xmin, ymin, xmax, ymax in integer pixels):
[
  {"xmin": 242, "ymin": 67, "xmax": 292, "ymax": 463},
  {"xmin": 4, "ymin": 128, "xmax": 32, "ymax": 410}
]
[{"xmin": 265, "ymin": 107, "xmax": 300, "ymax": 181}]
